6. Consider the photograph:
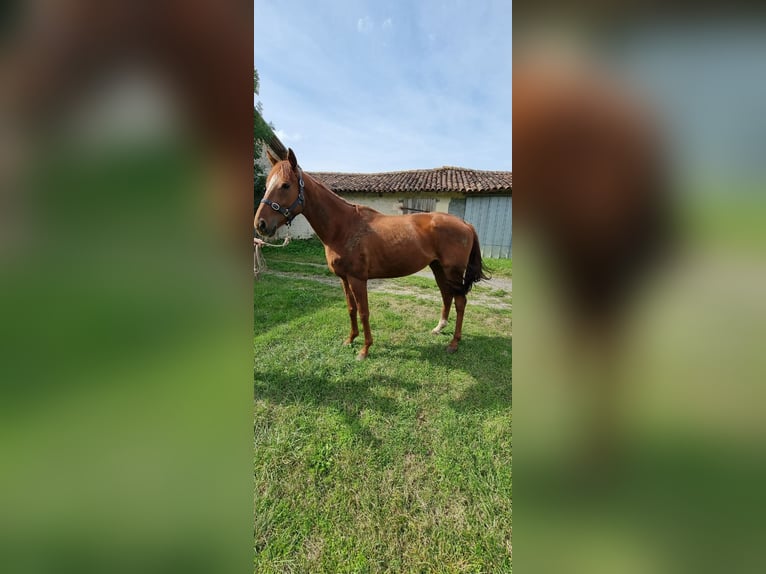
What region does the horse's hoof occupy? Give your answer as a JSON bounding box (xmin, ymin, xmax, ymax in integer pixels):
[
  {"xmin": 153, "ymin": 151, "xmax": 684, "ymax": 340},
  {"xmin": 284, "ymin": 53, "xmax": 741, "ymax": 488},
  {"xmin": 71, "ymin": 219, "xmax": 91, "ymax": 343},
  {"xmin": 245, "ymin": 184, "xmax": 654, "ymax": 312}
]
[
  {"xmin": 343, "ymin": 339, "xmax": 353, "ymax": 346},
  {"xmin": 432, "ymin": 320, "xmax": 448, "ymax": 334},
  {"xmin": 356, "ymin": 352, "xmax": 368, "ymax": 361},
  {"xmin": 446, "ymin": 344, "xmax": 458, "ymax": 354}
]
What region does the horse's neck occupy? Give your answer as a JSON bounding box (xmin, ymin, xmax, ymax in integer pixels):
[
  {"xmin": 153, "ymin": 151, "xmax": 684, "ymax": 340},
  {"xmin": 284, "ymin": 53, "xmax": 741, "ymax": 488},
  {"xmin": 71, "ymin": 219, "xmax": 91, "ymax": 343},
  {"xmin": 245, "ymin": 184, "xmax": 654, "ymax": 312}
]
[{"xmin": 301, "ymin": 175, "xmax": 359, "ymax": 247}]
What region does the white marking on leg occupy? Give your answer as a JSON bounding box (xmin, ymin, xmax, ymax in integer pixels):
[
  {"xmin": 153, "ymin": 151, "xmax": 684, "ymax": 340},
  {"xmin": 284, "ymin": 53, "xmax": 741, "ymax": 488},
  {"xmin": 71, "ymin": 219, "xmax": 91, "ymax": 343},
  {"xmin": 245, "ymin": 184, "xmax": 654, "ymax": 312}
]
[{"xmin": 431, "ymin": 319, "xmax": 448, "ymax": 334}]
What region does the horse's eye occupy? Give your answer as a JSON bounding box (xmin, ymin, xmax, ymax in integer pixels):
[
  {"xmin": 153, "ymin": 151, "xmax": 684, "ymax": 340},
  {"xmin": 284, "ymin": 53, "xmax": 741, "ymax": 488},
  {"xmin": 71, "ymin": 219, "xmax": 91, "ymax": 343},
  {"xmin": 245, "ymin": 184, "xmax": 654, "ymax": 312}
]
[{"xmin": 281, "ymin": 183, "xmax": 290, "ymax": 189}]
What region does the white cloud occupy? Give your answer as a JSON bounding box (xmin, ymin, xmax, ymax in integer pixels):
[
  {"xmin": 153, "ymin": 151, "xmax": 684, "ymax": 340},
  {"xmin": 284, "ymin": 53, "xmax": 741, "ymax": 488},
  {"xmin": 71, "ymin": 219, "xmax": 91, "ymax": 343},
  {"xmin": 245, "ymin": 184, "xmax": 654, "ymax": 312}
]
[
  {"xmin": 357, "ymin": 16, "xmax": 373, "ymax": 33},
  {"xmin": 256, "ymin": 0, "xmax": 513, "ymax": 171},
  {"xmin": 274, "ymin": 129, "xmax": 302, "ymax": 144}
]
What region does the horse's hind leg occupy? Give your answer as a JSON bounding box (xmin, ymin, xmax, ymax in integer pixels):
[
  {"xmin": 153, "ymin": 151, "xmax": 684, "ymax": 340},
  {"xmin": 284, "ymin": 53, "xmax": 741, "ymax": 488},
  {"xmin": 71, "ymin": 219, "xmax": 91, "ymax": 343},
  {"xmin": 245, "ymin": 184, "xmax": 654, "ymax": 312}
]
[
  {"xmin": 341, "ymin": 278, "xmax": 359, "ymax": 345},
  {"xmin": 447, "ymin": 293, "xmax": 466, "ymax": 353},
  {"xmin": 429, "ymin": 261, "xmax": 453, "ymax": 334},
  {"xmin": 443, "ymin": 267, "xmax": 466, "ymax": 353}
]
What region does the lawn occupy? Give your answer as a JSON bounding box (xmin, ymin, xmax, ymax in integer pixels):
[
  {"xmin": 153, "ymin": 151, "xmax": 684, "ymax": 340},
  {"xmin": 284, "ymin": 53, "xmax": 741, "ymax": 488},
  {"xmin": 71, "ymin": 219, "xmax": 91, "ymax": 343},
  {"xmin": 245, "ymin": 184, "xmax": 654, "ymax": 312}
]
[{"xmin": 254, "ymin": 239, "xmax": 512, "ymax": 573}]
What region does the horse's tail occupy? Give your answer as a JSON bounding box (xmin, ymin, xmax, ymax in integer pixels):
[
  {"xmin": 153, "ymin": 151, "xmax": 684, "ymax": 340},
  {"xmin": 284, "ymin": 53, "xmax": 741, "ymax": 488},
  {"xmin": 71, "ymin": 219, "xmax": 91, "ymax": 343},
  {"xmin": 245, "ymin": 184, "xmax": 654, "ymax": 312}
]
[{"xmin": 460, "ymin": 226, "xmax": 491, "ymax": 294}]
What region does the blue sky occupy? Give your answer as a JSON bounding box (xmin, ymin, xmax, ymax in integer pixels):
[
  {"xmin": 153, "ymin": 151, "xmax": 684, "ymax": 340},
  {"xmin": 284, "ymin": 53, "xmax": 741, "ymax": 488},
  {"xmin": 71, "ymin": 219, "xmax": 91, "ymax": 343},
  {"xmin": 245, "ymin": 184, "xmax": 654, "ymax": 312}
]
[{"xmin": 254, "ymin": 0, "xmax": 512, "ymax": 172}]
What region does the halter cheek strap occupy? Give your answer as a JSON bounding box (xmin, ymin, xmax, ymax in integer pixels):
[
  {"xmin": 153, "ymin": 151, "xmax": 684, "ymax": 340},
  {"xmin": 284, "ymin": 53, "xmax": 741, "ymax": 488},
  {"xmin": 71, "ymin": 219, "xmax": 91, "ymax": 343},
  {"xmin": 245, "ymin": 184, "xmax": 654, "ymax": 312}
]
[{"xmin": 260, "ymin": 168, "xmax": 305, "ymax": 225}]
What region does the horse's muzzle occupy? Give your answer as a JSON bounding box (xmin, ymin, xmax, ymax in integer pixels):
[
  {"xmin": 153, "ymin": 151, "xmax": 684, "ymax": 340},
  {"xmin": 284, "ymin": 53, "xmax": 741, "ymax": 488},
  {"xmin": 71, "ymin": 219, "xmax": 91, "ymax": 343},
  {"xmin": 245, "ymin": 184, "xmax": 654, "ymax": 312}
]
[{"xmin": 255, "ymin": 218, "xmax": 276, "ymax": 238}]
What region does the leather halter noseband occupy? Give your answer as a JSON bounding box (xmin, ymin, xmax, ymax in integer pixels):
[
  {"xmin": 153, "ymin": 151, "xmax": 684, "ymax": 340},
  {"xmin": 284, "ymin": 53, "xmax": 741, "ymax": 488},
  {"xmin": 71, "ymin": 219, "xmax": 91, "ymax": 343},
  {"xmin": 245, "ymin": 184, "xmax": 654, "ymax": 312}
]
[{"xmin": 259, "ymin": 167, "xmax": 305, "ymax": 225}]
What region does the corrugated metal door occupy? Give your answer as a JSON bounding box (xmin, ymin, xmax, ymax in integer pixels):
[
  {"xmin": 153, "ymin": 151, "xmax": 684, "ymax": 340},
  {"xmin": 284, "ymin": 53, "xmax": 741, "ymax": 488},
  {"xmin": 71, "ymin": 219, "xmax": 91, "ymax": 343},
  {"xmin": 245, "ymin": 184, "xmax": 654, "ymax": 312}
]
[{"xmin": 463, "ymin": 196, "xmax": 512, "ymax": 258}]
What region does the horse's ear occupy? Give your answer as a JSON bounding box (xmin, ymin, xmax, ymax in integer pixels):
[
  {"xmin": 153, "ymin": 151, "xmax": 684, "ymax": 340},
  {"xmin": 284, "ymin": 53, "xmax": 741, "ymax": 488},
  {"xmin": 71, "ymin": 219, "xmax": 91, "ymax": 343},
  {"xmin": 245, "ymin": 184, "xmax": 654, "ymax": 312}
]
[
  {"xmin": 287, "ymin": 148, "xmax": 298, "ymax": 170},
  {"xmin": 266, "ymin": 148, "xmax": 280, "ymax": 166}
]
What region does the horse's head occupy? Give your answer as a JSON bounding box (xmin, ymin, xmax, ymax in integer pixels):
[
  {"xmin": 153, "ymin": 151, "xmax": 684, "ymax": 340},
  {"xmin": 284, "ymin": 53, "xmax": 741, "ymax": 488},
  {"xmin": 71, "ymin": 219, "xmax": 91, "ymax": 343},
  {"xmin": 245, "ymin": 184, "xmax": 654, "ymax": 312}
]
[{"xmin": 255, "ymin": 148, "xmax": 305, "ymax": 237}]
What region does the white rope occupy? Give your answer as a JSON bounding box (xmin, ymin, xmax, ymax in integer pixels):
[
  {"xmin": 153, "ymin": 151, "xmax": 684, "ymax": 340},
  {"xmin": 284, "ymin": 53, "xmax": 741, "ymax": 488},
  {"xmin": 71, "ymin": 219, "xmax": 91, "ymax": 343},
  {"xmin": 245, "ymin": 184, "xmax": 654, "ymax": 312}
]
[
  {"xmin": 255, "ymin": 236, "xmax": 291, "ymax": 248},
  {"xmin": 253, "ymin": 244, "xmax": 266, "ymax": 278},
  {"xmin": 254, "ymin": 234, "xmax": 291, "ymax": 278}
]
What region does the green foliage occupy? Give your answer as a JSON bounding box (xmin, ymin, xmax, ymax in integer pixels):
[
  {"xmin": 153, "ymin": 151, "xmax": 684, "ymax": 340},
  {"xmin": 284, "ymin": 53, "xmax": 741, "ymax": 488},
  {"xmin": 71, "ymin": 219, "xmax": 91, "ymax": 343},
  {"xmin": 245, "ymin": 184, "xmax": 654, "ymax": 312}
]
[
  {"xmin": 254, "ymin": 107, "xmax": 273, "ymax": 147},
  {"xmin": 254, "ymin": 69, "xmax": 263, "ymax": 115},
  {"xmin": 254, "ymin": 66, "xmax": 275, "ymax": 207},
  {"xmin": 253, "ymin": 66, "xmax": 274, "ymax": 146}
]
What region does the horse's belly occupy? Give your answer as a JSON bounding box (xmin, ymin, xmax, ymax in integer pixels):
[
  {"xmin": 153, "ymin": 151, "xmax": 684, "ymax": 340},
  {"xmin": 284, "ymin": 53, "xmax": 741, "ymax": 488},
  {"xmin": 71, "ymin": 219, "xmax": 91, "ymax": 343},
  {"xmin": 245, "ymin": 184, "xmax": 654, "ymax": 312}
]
[{"xmin": 367, "ymin": 246, "xmax": 433, "ymax": 278}]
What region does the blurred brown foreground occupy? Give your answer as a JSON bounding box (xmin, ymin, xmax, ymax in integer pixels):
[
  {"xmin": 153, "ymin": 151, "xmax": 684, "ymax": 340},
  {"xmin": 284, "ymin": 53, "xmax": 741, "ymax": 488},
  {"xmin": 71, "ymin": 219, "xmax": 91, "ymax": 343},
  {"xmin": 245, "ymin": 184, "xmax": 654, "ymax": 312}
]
[
  {"xmin": 0, "ymin": 2, "xmax": 254, "ymax": 573},
  {"xmin": 514, "ymin": 7, "xmax": 766, "ymax": 574}
]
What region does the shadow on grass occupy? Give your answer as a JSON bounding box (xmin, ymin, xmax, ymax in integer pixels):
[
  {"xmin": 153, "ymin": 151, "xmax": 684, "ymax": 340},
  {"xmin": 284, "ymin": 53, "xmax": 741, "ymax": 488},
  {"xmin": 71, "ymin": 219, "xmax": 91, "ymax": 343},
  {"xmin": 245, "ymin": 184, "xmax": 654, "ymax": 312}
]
[
  {"xmin": 415, "ymin": 334, "xmax": 512, "ymax": 413},
  {"xmin": 255, "ymin": 275, "xmax": 509, "ymax": 444},
  {"xmin": 256, "ymin": 276, "xmax": 415, "ymax": 448},
  {"xmin": 254, "ymin": 274, "xmax": 340, "ymax": 330},
  {"xmin": 254, "ymin": 369, "xmax": 421, "ymax": 449}
]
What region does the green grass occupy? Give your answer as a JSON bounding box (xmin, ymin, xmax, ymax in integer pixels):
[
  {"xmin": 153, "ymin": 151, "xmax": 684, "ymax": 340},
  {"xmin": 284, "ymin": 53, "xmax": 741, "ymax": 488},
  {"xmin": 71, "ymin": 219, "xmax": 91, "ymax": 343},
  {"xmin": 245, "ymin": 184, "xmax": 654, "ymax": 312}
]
[
  {"xmin": 390, "ymin": 275, "xmax": 438, "ymax": 290},
  {"xmin": 485, "ymin": 258, "xmax": 512, "ymax": 280},
  {"xmin": 264, "ymin": 258, "xmax": 336, "ymax": 277},
  {"xmin": 254, "ymin": 251, "xmax": 512, "ymax": 572},
  {"xmin": 263, "ymin": 237, "xmax": 328, "ymax": 265}
]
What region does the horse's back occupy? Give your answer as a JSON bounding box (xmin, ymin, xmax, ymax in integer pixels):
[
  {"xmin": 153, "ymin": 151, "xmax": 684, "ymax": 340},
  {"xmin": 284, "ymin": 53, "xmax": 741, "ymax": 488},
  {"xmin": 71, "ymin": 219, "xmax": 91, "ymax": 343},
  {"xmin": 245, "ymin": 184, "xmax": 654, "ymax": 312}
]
[
  {"xmin": 369, "ymin": 211, "xmax": 470, "ymax": 247},
  {"xmin": 360, "ymin": 211, "xmax": 473, "ymax": 277}
]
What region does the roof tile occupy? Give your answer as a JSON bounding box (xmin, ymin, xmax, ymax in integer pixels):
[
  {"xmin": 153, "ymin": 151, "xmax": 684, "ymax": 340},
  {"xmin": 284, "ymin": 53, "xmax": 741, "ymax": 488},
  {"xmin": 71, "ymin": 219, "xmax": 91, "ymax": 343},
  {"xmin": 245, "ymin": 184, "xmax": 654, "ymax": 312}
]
[{"xmin": 309, "ymin": 166, "xmax": 512, "ymax": 195}]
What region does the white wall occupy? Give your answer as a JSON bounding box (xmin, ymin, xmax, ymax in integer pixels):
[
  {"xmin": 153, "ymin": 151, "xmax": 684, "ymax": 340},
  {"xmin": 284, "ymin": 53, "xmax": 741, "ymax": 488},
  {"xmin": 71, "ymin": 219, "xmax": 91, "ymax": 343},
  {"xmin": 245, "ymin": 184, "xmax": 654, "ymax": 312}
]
[
  {"xmin": 341, "ymin": 193, "xmax": 454, "ymax": 215},
  {"xmin": 274, "ymin": 193, "xmax": 457, "ymax": 240},
  {"xmin": 273, "ymin": 191, "xmax": 486, "ymax": 242},
  {"xmin": 273, "ymin": 214, "xmax": 315, "ymax": 240}
]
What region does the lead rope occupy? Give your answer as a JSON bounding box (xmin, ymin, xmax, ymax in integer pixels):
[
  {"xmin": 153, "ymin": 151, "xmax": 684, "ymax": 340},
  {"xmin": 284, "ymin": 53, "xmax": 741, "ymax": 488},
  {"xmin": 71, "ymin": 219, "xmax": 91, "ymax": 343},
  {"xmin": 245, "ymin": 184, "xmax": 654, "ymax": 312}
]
[{"xmin": 253, "ymin": 233, "xmax": 292, "ymax": 279}]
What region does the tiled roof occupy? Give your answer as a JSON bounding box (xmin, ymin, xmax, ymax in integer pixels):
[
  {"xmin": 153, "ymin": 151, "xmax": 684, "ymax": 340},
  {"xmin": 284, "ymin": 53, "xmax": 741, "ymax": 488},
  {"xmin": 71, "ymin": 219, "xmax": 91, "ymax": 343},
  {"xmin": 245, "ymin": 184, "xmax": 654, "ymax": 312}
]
[{"xmin": 309, "ymin": 166, "xmax": 512, "ymax": 194}]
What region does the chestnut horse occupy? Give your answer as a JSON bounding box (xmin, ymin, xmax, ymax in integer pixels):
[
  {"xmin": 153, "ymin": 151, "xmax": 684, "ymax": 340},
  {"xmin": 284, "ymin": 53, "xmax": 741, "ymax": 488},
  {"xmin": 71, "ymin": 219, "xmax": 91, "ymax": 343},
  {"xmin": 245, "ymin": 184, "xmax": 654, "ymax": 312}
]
[{"xmin": 255, "ymin": 149, "xmax": 489, "ymax": 360}]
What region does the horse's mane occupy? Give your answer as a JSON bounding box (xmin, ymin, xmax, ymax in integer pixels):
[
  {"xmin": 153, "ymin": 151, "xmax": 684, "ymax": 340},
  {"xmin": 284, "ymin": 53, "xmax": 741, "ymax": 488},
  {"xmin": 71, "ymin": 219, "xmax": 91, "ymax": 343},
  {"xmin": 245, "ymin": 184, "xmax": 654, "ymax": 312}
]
[{"xmin": 304, "ymin": 171, "xmax": 358, "ymax": 209}]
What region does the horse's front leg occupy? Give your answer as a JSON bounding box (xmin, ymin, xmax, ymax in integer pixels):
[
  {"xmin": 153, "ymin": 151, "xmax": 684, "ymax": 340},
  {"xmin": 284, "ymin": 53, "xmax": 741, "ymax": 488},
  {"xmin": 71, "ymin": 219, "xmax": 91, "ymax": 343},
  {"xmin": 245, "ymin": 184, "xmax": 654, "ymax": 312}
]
[
  {"xmin": 341, "ymin": 278, "xmax": 359, "ymax": 345},
  {"xmin": 347, "ymin": 277, "xmax": 372, "ymax": 360}
]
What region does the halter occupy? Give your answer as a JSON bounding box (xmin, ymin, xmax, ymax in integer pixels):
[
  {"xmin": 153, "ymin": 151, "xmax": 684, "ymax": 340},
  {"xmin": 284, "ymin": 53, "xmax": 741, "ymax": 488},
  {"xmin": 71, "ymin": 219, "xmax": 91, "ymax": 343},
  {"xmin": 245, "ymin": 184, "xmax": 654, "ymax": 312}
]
[{"xmin": 259, "ymin": 167, "xmax": 305, "ymax": 225}]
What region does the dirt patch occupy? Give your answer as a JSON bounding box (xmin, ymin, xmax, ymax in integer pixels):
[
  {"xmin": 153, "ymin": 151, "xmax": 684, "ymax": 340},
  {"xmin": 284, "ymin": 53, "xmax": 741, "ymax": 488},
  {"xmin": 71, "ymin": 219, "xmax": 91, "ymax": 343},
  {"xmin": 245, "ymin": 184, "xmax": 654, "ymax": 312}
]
[
  {"xmin": 262, "ymin": 270, "xmax": 512, "ymax": 310},
  {"xmin": 411, "ymin": 269, "xmax": 512, "ymax": 293}
]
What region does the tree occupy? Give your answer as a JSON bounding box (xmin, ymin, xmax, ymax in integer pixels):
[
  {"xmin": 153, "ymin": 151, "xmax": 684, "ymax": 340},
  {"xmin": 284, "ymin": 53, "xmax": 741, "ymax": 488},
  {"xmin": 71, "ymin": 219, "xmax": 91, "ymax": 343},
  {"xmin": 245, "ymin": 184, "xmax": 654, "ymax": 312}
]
[
  {"xmin": 254, "ymin": 67, "xmax": 274, "ymax": 206},
  {"xmin": 254, "ymin": 68, "xmax": 273, "ymax": 146},
  {"xmin": 254, "ymin": 69, "xmax": 264, "ymax": 117}
]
